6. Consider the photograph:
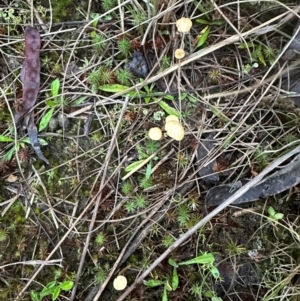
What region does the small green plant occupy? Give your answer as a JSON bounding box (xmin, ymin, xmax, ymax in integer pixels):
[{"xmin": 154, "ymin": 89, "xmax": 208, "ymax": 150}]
[
  {"xmin": 162, "ymin": 234, "xmax": 174, "ymax": 248},
  {"xmin": 189, "ymin": 282, "xmax": 202, "ymax": 297},
  {"xmin": 102, "ymin": 0, "xmax": 117, "ymax": 12},
  {"xmin": 139, "ymin": 163, "xmax": 153, "ymax": 189},
  {"xmin": 0, "ymin": 229, "xmax": 8, "ymax": 242},
  {"xmin": 39, "ymin": 78, "xmax": 64, "ymax": 132},
  {"xmin": 145, "ymin": 140, "xmax": 160, "ymax": 154},
  {"xmin": 281, "ymin": 133, "xmax": 298, "ymax": 145},
  {"xmin": 139, "ymin": 176, "xmax": 153, "ymax": 189},
  {"xmin": 117, "ymin": 38, "xmax": 131, "ymax": 56},
  {"xmin": 177, "ymin": 204, "xmax": 191, "ymax": 227},
  {"xmin": 121, "ymin": 181, "xmax": 133, "ymax": 195},
  {"xmin": 115, "ymin": 69, "xmax": 132, "ymax": 86},
  {"xmin": 150, "ymin": 223, "xmax": 162, "ymax": 237},
  {"xmin": 160, "ymin": 55, "xmax": 171, "ymax": 71},
  {"xmin": 0, "ymin": 136, "xmax": 48, "ymax": 161},
  {"xmin": 134, "ymin": 194, "xmax": 147, "ymax": 210},
  {"xmin": 30, "ymin": 280, "xmax": 74, "ymax": 301},
  {"xmin": 267, "ymin": 206, "xmax": 284, "ymax": 222},
  {"xmin": 207, "ymin": 68, "xmax": 222, "ymax": 84},
  {"xmin": 131, "ymin": 10, "xmax": 147, "ymax": 27},
  {"xmin": 124, "ymin": 200, "xmax": 136, "ymax": 213},
  {"xmin": 95, "ymin": 232, "xmax": 106, "ymax": 245},
  {"xmin": 242, "ymin": 62, "xmax": 259, "ymax": 74},
  {"xmin": 94, "ymin": 267, "xmax": 108, "ymax": 284},
  {"xmin": 238, "ymin": 41, "xmax": 277, "ymax": 67},
  {"xmin": 89, "ymin": 66, "xmax": 114, "ymax": 92},
  {"xmin": 144, "ymin": 254, "xmax": 220, "ymax": 301},
  {"xmin": 224, "ymin": 238, "xmax": 246, "ymax": 256},
  {"xmin": 253, "ymin": 147, "xmax": 272, "ymax": 170},
  {"xmin": 91, "ymin": 31, "xmax": 108, "ymax": 54},
  {"xmin": 91, "ymin": 132, "xmax": 102, "ymax": 143}
]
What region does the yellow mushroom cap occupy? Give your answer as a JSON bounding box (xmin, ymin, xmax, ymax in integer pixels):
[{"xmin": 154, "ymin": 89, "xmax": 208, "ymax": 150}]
[
  {"xmin": 113, "ymin": 275, "xmax": 127, "ymax": 291},
  {"xmin": 176, "ymin": 17, "xmax": 192, "ymax": 33},
  {"xmin": 166, "ymin": 115, "xmax": 179, "ymax": 123},
  {"xmin": 148, "ymin": 127, "xmax": 162, "ymax": 140},
  {"xmin": 175, "ymin": 49, "xmax": 185, "ymax": 59},
  {"xmin": 165, "ymin": 120, "xmax": 185, "ymax": 141}
]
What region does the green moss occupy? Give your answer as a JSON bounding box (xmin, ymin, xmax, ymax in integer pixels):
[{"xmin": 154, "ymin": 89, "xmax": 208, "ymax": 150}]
[{"xmin": 50, "ymin": 0, "xmax": 73, "ymax": 23}]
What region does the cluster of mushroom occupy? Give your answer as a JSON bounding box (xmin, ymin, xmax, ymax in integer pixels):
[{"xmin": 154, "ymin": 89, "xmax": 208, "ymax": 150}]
[{"xmin": 148, "ymin": 115, "xmax": 185, "ymax": 141}]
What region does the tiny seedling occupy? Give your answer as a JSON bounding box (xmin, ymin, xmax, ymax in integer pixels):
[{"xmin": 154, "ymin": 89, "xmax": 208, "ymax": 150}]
[
  {"xmin": 30, "ymin": 280, "xmax": 74, "ymax": 301},
  {"xmin": 39, "ymin": 78, "xmax": 61, "ymax": 132},
  {"xmin": 0, "ymin": 135, "xmax": 47, "ymax": 161},
  {"xmin": 144, "ymin": 253, "xmax": 220, "ymax": 301},
  {"xmin": 267, "ymin": 206, "xmax": 284, "ymax": 222}
]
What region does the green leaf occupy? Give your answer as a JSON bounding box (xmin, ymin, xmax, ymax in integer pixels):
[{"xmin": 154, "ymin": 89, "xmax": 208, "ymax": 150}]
[
  {"xmin": 73, "ymin": 96, "xmax": 88, "ymax": 105},
  {"xmin": 39, "ymin": 139, "xmax": 48, "ymax": 146},
  {"xmin": 52, "ymin": 286, "xmax": 61, "ymax": 301},
  {"xmin": 19, "ymin": 137, "xmax": 31, "ymax": 144},
  {"xmin": 46, "ymin": 281, "xmax": 57, "ymax": 288},
  {"xmin": 256, "ymin": 44, "xmax": 266, "ymax": 67},
  {"xmin": 204, "ymin": 290, "xmax": 214, "ymax": 298},
  {"xmin": 30, "ymin": 290, "xmax": 40, "ymax": 301},
  {"xmin": 165, "ymin": 280, "xmax": 172, "ymax": 292},
  {"xmin": 179, "ymin": 253, "xmax": 215, "ymax": 266},
  {"xmin": 51, "ymin": 79, "xmax": 60, "ymax": 97},
  {"xmin": 59, "ymin": 281, "xmax": 74, "ymax": 291},
  {"xmin": 158, "ymin": 101, "xmax": 180, "ymax": 118},
  {"xmin": 196, "ymin": 26, "xmax": 210, "ymax": 48},
  {"xmin": 4, "ymin": 146, "xmax": 16, "ymax": 161},
  {"xmin": 196, "ymin": 19, "xmax": 224, "ymax": 26},
  {"xmin": 268, "ymin": 206, "xmax": 275, "ymax": 217},
  {"xmin": 0, "ymin": 135, "xmax": 14, "ymax": 142},
  {"xmin": 39, "ymin": 108, "xmax": 54, "ymax": 132},
  {"xmin": 41, "ymin": 281, "xmax": 57, "ymax": 293},
  {"xmin": 19, "ymin": 137, "xmax": 47, "ymax": 146},
  {"xmin": 238, "ymin": 42, "xmax": 254, "ymax": 49},
  {"xmin": 210, "ymin": 106, "xmax": 230, "ymax": 123},
  {"xmin": 179, "ymin": 93, "xmax": 187, "ymax": 101},
  {"xmin": 45, "ymin": 100, "xmax": 60, "ymax": 108},
  {"xmin": 125, "ymin": 159, "xmax": 147, "ymax": 172},
  {"xmin": 162, "ymin": 284, "xmax": 168, "ymax": 301},
  {"xmin": 99, "ymin": 84, "xmax": 144, "ymax": 98},
  {"xmin": 171, "ymin": 267, "xmax": 179, "ymax": 290},
  {"xmin": 195, "ymin": 18, "xmax": 210, "ymax": 24},
  {"xmin": 143, "ymin": 279, "xmax": 164, "ymax": 287},
  {"xmin": 195, "ymin": 1, "xmax": 206, "ymax": 13},
  {"xmin": 274, "ymin": 213, "xmax": 284, "ymax": 220},
  {"xmin": 90, "ymin": 12, "xmax": 100, "ymax": 27},
  {"xmin": 40, "ymin": 286, "xmax": 56, "ymax": 298},
  {"xmin": 145, "ymin": 163, "xmax": 152, "ymax": 179},
  {"xmin": 164, "ymin": 95, "xmax": 174, "ymax": 101},
  {"xmin": 168, "ymin": 258, "xmax": 178, "ymax": 268},
  {"xmin": 210, "ymin": 266, "xmax": 220, "ymax": 279}
]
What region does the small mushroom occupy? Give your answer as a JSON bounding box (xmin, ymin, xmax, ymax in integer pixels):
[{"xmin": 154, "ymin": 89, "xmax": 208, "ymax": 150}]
[
  {"xmin": 165, "ymin": 120, "xmax": 185, "ymax": 141},
  {"xmin": 166, "ymin": 115, "xmax": 179, "ymax": 123},
  {"xmin": 148, "ymin": 127, "xmax": 162, "ymax": 140},
  {"xmin": 176, "ymin": 17, "xmax": 192, "ymax": 33},
  {"xmin": 175, "ymin": 49, "xmax": 185, "ymax": 59},
  {"xmin": 113, "ymin": 275, "xmax": 127, "ymax": 291}
]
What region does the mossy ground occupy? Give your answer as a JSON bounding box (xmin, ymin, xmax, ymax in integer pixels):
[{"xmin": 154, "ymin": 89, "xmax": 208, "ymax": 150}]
[{"xmin": 1, "ymin": 1, "xmax": 300, "ymax": 300}]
